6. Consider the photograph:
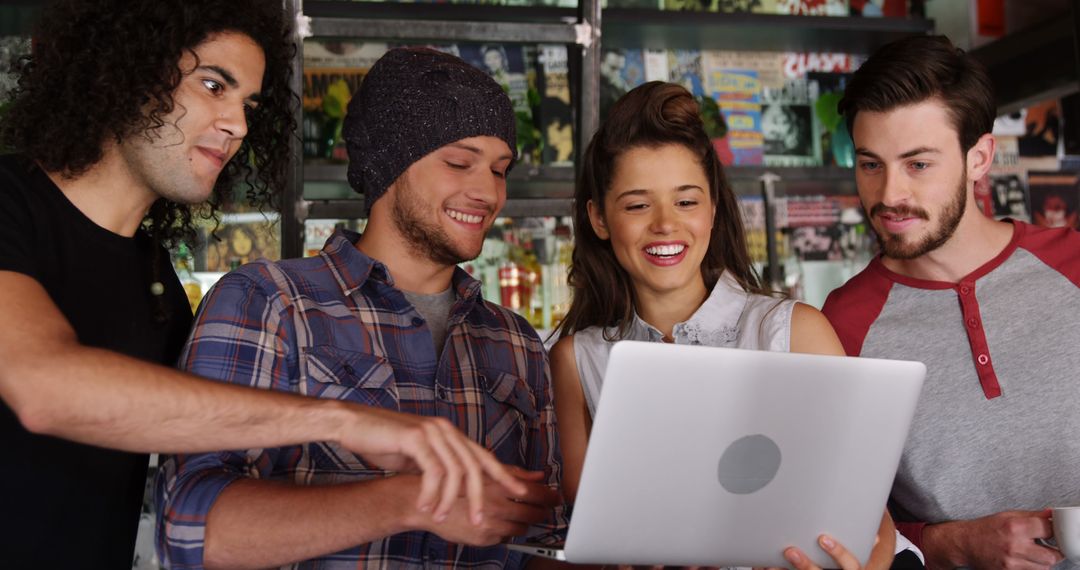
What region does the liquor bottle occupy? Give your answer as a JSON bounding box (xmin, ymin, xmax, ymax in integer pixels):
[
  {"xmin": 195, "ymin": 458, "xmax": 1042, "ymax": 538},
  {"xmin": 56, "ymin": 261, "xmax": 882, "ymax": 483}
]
[
  {"xmin": 499, "ymin": 261, "xmax": 522, "ymax": 310},
  {"xmin": 174, "ymin": 242, "xmax": 203, "ymax": 314},
  {"xmin": 519, "ymin": 245, "xmax": 542, "ymax": 329}
]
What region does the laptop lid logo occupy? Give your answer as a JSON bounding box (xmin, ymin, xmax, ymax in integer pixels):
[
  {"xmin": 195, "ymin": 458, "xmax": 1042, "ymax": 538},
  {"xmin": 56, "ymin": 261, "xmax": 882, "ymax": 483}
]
[{"xmin": 717, "ymin": 434, "xmax": 782, "ymax": 494}]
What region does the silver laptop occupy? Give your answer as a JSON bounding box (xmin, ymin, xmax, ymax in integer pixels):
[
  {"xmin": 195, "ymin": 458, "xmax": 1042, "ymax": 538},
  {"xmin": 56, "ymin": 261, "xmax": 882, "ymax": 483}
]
[{"xmin": 509, "ymin": 341, "xmax": 925, "ymax": 568}]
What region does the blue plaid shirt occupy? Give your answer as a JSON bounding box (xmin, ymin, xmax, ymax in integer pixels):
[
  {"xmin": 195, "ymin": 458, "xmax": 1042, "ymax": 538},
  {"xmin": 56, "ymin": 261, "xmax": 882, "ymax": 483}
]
[{"xmin": 156, "ymin": 230, "xmax": 567, "ymax": 569}]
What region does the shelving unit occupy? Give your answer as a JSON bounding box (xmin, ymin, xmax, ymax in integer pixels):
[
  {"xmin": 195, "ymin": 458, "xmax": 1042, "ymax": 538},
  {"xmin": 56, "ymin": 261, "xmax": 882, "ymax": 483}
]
[
  {"xmin": 282, "ymin": 0, "xmax": 933, "ymax": 259},
  {"xmin": 970, "ymin": 7, "xmax": 1080, "ymax": 115}
]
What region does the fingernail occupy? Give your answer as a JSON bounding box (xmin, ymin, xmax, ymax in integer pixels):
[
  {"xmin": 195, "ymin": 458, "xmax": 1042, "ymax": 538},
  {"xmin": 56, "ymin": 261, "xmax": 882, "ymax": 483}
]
[
  {"xmin": 472, "ymin": 511, "xmax": 484, "ymax": 525},
  {"xmin": 419, "ymin": 503, "xmax": 432, "ymax": 513},
  {"xmin": 787, "ymin": 549, "xmax": 802, "ymax": 562},
  {"xmin": 435, "ymin": 512, "xmax": 447, "ymax": 522},
  {"xmin": 821, "ymin": 536, "xmax": 835, "ymax": 549}
]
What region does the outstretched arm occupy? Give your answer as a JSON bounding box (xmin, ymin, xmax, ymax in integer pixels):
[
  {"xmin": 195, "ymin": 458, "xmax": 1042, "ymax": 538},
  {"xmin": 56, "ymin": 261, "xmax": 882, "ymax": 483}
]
[
  {"xmin": 0, "ymin": 270, "xmax": 523, "ymax": 522},
  {"xmin": 170, "ymin": 472, "xmax": 556, "ymax": 569}
]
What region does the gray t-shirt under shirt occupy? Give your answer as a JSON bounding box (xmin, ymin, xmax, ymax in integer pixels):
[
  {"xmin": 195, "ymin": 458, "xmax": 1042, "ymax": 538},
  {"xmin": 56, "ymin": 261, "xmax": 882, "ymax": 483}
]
[{"xmin": 403, "ymin": 287, "xmax": 456, "ymax": 361}]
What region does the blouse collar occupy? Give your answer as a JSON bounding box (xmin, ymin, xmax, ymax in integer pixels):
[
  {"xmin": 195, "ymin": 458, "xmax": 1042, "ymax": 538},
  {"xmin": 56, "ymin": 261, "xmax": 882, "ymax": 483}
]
[{"xmin": 627, "ymin": 271, "xmax": 748, "ymax": 346}]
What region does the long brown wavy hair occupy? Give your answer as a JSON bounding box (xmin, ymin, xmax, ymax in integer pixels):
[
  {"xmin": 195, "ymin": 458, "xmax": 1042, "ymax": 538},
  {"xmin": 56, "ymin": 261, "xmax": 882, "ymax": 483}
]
[{"xmin": 555, "ymin": 81, "xmax": 764, "ymax": 339}]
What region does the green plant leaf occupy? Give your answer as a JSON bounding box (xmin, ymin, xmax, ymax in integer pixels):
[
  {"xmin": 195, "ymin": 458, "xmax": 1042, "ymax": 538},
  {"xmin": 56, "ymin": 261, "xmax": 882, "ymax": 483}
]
[
  {"xmin": 815, "ymin": 91, "xmax": 843, "ymax": 132},
  {"xmin": 322, "ymin": 78, "xmax": 351, "ymax": 119}
]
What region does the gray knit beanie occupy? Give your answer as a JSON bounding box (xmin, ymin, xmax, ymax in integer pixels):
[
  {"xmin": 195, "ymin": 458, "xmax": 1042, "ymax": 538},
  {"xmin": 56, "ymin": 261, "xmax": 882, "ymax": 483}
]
[{"xmin": 343, "ymin": 47, "xmax": 518, "ymax": 212}]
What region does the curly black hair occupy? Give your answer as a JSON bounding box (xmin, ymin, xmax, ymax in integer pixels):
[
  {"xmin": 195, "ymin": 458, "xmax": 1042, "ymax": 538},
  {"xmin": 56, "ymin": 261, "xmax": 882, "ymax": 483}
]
[{"xmin": 0, "ymin": 0, "xmax": 297, "ymax": 249}]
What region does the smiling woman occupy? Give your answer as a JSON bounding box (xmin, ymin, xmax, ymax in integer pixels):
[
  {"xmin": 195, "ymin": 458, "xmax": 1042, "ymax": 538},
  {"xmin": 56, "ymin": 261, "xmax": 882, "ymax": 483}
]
[{"xmin": 549, "ymin": 81, "xmax": 906, "ymax": 570}]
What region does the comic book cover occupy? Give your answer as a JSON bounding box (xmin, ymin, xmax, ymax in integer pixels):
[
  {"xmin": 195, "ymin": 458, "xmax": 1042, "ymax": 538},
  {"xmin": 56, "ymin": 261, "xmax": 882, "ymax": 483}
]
[
  {"xmin": 783, "ymin": 52, "xmax": 859, "ymax": 80},
  {"xmin": 776, "ymin": 0, "xmax": 848, "ymax": 15},
  {"xmin": 784, "ymin": 195, "xmax": 859, "ymax": 261},
  {"xmin": 717, "ymin": 0, "xmax": 780, "ymax": 12},
  {"xmin": 761, "ymin": 78, "xmax": 821, "ymax": 166},
  {"xmin": 849, "ymin": 0, "xmax": 905, "ymax": 17},
  {"xmin": 302, "ymin": 41, "xmax": 388, "ymax": 161},
  {"xmin": 738, "ymin": 196, "xmax": 789, "ymax": 263},
  {"xmin": 704, "ymin": 50, "xmax": 786, "ymax": 89},
  {"xmin": 197, "ymin": 217, "xmax": 281, "ymax": 272},
  {"xmin": 644, "ymin": 49, "xmax": 670, "ymax": 82},
  {"xmin": 972, "ymin": 137, "xmax": 1030, "ymax": 221},
  {"xmin": 789, "ymin": 225, "xmax": 845, "ymax": 260},
  {"xmin": 705, "ymin": 66, "xmax": 764, "ymax": 166},
  {"xmin": 599, "ymin": 48, "xmax": 647, "ymax": 119},
  {"xmin": 1018, "ymin": 99, "xmax": 1061, "ymax": 158},
  {"xmin": 458, "ymin": 43, "xmax": 541, "ymax": 163},
  {"xmin": 664, "ymin": 0, "xmax": 717, "ymax": 10},
  {"xmin": 808, "ymin": 71, "xmax": 854, "ymax": 167},
  {"xmin": 704, "ymin": 52, "xmax": 770, "ymax": 165},
  {"xmin": 536, "ymin": 44, "xmax": 574, "ymax": 166},
  {"xmin": 1028, "ymin": 171, "xmax": 1080, "ymax": 230},
  {"xmin": 983, "ymin": 174, "xmax": 1030, "ymax": 221},
  {"xmin": 669, "ymin": 50, "xmax": 707, "ymax": 97}
]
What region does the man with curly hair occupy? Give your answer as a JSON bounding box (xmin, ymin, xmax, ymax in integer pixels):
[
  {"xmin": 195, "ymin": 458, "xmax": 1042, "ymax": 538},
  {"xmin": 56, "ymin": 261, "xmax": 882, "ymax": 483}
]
[{"xmin": 0, "ymin": 2, "xmax": 526, "ymax": 567}]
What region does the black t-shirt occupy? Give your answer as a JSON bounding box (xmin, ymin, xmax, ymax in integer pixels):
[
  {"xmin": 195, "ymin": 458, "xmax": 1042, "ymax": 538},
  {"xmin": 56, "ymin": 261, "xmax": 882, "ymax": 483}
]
[{"xmin": 0, "ymin": 154, "xmax": 192, "ymax": 568}]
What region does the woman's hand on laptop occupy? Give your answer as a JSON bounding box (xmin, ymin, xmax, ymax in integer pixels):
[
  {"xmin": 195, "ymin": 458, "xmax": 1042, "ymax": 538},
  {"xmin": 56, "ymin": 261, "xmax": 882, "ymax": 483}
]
[
  {"xmin": 779, "ymin": 535, "xmax": 864, "ymax": 570},
  {"xmin": 766, "ymin": 509, "xmax": 897, "ymax": 570},
  {"xmin": 751, "ymin": 534, "xmax": 869, "ymax": 570}
]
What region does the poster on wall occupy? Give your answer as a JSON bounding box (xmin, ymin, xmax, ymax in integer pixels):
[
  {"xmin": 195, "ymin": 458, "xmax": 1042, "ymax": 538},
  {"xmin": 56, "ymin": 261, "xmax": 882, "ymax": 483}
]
[
  {"xmin": 1018, "ymin": 100, "xmax": 1061, "ymax": 158},
  {"xmin": 761, "ymin": 79, "xmax": 821, "ymax": 167},
  {"xmin": 1028, "ymin": 171, "xmax": 1080, "ymax": 230}
]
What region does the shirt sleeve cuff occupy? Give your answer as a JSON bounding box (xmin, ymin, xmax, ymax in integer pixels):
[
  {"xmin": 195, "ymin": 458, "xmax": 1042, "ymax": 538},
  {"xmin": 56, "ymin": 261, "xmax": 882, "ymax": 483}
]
[
  {"xmin": 895, "ymin": 521, "xmax": 927, "ymax": 553},
  {"xmin": 156, "ymin": 468, "xmax": 243, "ymax": 570},
  {"xmin": 894, "ymin": 527, "xmax": 926, "ymax": 565}
]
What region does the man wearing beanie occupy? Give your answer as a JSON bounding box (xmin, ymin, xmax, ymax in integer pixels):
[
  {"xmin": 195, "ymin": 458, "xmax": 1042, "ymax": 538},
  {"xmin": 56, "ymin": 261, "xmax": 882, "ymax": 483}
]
[{"xmin": 156, "ymin": 47, "xmax": 567, "ymax": 569}]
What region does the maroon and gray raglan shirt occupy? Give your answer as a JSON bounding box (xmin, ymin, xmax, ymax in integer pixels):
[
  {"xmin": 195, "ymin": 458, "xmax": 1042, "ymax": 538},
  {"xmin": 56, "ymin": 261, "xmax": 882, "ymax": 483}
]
[{"xmin": 822, "ymin": 221, "xmax": 1080, "ymax": 558}]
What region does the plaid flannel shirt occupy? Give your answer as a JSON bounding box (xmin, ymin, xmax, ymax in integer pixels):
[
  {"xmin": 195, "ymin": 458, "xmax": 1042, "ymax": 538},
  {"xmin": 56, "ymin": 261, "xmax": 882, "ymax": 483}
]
[{"xmin": 155, "ymin": 229, "xmax": 567, "ymax": 569}]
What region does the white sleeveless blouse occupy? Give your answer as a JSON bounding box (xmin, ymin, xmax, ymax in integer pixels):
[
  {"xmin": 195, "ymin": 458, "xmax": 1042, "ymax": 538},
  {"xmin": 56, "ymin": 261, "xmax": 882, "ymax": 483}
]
[{"xmin": 572, "ymin": 271, "xmax": 796, "ymax": 418}]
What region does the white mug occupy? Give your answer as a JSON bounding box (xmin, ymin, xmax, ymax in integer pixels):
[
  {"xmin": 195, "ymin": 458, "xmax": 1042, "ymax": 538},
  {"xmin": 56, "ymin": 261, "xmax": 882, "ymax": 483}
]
[{"xmin": 1053, "ymin": 506, "xmax": 1080, "ymax": 563}]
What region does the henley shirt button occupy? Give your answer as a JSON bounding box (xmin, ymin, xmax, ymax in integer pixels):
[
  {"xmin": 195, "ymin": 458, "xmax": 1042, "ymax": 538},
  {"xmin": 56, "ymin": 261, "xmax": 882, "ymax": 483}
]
[
  {"xmin": 411, "ymin": 317, "xmax": 424, "ymax": 327},
  {"xmin": 977, "ymin": 354, "xmax": 989, "ymax": 365},
  {"xmin": 967, "ymin": 317, "xmax": 979, "ymax": 328},
  {"xmin": 960, "ymin": 285, "xmax": 971, "ymax": 295},
  {"xmin": 343, "ymin": 364, "xmax": 355, "ymax": 375}
]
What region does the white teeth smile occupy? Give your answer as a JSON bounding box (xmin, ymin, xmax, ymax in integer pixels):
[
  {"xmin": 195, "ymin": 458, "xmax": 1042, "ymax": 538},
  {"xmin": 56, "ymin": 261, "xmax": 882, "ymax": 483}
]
[
  {"xmin": 645, "ymin": 244, "xmax": 686, "ymax": 257},
  {"xmin": 445, "ymin": 209, "xmax": 483, "ymax": 224}
]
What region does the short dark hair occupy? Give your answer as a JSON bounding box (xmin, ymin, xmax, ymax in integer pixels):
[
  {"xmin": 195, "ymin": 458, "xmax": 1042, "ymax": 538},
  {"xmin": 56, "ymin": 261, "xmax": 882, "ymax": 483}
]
[
  {"xmin": 839, "ymin": 35, "xmax": 995, "ymax": 153},
  {"xmin": 0, "ymin": 0, "xmax": 296, "ymax": 249}
]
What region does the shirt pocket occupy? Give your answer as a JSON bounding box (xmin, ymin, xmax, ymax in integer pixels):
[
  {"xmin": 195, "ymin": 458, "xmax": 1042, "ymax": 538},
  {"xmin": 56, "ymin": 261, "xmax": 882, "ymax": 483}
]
[
  {"xmin": 300, "ymin": 345, "xmax": 400, "ymax": 477},
  {"xmin": 301, "ymin": 345, "xmax": 400, "ymax": 410},
  {"xmin": 480, "ymin": 369, "xmax": 538, "ymax": 458}
]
